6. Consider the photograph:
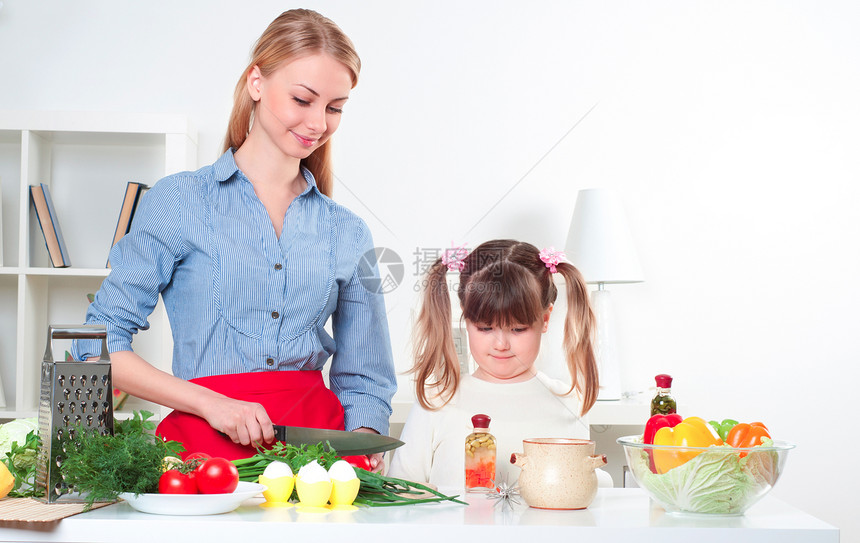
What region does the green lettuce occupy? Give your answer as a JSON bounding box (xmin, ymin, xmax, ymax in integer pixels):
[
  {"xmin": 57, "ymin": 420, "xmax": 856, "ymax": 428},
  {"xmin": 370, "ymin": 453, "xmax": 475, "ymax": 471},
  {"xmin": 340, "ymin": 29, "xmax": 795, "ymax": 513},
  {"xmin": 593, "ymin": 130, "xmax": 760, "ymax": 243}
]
[{"xmin": 631, "ymin": 444, "xmax": 771, "ymax": 515}]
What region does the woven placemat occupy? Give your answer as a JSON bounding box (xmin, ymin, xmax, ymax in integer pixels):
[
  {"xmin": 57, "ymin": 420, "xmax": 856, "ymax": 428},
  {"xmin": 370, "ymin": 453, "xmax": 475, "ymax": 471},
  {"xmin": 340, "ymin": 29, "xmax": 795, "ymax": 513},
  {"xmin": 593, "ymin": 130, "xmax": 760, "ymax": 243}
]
[{"xmin": 0, "ymin": 498, "xmax": 113, "ymax": 523}]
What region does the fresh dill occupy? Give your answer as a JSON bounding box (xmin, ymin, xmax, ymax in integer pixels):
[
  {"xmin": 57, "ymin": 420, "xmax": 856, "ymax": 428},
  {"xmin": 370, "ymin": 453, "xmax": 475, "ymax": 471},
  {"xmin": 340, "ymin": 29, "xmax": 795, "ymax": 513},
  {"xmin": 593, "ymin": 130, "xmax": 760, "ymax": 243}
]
[{"xmin": 61, "ymin": 411, "xmax": 183, "ymax": 508}]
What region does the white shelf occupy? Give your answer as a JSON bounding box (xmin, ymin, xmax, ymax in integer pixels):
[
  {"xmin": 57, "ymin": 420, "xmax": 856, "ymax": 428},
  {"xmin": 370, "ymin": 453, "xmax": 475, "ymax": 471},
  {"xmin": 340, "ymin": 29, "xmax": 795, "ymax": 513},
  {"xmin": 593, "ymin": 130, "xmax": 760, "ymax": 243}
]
[
  {"xmin": 0, "ymin": 110, "xmax": 197, "ymax": 420},
  {"xmin": 589, "ymin": 398, "xmax": 650, "ymax": 426},
  {"xmin": 14, "ymin": 267, "xmax": 111, "ymax": 277},
  {"xmin": 391, "ymin": 399, "xmax": 648, "ymax": 428}
]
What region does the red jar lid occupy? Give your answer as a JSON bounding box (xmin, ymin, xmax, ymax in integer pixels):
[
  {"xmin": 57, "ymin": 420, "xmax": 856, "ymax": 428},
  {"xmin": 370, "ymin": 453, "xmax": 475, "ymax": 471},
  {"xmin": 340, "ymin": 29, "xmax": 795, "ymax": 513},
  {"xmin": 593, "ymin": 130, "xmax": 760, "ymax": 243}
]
[
  {"xmin": 471, "ymin": 414, "xmax": 491, "ymax": 428},
  {"xmin": 655, "ymin": 374, "xmax": 673, "ymax": 388}
]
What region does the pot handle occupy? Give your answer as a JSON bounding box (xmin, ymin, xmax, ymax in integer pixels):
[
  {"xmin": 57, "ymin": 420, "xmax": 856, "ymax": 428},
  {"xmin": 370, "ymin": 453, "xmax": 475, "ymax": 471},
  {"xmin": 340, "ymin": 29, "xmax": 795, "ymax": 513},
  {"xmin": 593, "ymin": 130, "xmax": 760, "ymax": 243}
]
[
  {"xmin": 510, "ymin": 452, "xmax": 527, "ymax": 469},
  {"xmin": 585, "ymin": 454, "xmax": 608, "ymax": 471}
]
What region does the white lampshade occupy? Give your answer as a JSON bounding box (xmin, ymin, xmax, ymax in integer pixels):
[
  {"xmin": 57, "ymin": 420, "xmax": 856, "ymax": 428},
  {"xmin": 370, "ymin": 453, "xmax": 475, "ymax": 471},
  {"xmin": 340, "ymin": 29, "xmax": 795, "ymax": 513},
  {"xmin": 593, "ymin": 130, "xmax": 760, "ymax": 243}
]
[
  {"xmin": 565, "ymin": 188, "xmax": 644, "ymax": 284},
  {"xmin": 565, "ymin": 188, "xmax": 643, "ymax": 401}
]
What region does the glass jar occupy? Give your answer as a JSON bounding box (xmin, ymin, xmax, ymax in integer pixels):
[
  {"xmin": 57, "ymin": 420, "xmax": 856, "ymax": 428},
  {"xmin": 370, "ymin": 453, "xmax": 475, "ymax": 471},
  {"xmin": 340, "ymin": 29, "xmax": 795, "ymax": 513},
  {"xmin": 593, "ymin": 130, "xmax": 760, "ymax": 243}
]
[
  {"xmin": 650, "ymin": 374, "xmax": 677, "ymax": 416},
  {"xmin": 465, "ymin": 414, "xmax": 496, "ymax": 492}
]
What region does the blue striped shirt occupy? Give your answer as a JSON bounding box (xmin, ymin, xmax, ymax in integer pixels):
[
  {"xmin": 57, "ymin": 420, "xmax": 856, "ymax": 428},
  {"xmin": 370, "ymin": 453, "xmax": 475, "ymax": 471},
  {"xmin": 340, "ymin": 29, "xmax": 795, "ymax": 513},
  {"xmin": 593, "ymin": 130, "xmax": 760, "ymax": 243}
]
[{"xmin": 74, "ymin": 150, "xmax": 396, "ymax": 434}]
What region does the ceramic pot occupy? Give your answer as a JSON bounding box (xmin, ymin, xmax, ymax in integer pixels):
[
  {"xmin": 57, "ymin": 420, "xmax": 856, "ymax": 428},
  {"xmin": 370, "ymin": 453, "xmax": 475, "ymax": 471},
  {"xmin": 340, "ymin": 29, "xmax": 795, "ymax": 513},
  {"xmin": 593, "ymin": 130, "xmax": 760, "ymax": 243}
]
[{"xmin": 510, "ymin": 438, "xmax": 607, "ymax": 510}]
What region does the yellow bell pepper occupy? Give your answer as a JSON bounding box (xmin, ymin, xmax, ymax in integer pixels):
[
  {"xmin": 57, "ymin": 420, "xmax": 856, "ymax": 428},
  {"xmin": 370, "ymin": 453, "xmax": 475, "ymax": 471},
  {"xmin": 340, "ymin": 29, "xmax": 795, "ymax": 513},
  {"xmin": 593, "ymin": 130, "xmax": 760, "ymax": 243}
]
[
  {"xmin": 0, "ymin": 461, "xmax": 14, "ymax": 499},
  {"xmin": 652, "ymin": 416, "xmax": 724, "ymax": 474}
]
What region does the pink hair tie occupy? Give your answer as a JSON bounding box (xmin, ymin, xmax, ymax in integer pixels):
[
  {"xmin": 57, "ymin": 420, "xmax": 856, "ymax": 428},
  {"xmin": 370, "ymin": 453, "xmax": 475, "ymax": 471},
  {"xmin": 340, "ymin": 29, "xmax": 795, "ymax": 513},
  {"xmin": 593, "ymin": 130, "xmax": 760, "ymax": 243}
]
[
  {"xmin": 539, "ymin": 246, "xmax": 565, "ymax": 273},
  {"xmin": 441, "ymin": 243, "xmax": 468, "ymax": 272}
]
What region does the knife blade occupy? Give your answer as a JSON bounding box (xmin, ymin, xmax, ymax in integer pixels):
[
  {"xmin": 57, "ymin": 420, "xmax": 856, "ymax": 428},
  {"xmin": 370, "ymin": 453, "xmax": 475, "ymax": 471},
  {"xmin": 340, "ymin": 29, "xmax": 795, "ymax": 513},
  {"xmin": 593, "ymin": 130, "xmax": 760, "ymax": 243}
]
[{"xmin": 272, "ymin": 425, "xmax": 404, "ymax": 455}]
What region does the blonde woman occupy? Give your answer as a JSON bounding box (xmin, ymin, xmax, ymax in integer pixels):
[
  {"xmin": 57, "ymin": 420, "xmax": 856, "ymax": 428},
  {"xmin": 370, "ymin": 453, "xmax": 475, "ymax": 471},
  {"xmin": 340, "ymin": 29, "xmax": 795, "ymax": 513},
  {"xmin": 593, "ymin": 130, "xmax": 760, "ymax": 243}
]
[{"xmin": 76, "ymin": 9, "xmax": 395, "ymax": 470}]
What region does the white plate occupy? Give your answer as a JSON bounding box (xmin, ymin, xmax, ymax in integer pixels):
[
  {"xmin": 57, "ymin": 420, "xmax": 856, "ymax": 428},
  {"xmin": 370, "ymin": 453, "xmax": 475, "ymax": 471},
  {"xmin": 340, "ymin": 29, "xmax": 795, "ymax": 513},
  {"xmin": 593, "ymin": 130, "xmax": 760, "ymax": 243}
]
[{"xmin": 119, "ymin": 481, "xmax": 266, "ymax": 515}]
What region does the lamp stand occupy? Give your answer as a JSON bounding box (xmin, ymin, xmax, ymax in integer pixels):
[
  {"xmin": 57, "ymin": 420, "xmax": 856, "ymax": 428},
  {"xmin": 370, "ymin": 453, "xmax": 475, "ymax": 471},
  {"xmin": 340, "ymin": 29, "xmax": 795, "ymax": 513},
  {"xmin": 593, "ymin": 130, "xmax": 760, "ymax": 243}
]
[{"xmin": 592, "ymin": 283, "xmax": 622, "ymax": 401}]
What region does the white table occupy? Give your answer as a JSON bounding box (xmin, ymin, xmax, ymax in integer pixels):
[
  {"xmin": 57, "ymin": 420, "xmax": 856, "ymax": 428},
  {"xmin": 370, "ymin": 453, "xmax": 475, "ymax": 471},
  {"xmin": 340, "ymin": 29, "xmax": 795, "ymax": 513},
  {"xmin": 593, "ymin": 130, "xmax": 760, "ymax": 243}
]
[{"xmin": 0, "ymin": 489, "xmax": 838, "ymax": 543}]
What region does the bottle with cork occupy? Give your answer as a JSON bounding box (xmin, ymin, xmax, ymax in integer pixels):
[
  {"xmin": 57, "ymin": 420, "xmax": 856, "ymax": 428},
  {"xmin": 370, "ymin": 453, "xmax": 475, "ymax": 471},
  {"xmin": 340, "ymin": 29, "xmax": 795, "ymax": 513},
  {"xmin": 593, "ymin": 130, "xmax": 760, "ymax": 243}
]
[
  {"xmin": 464, "ymin": 414, "xmax": 496, "ymax": 492},
  {"xmin": 650, "ymin": 374, "xmax": 677, "ymax": 416}
]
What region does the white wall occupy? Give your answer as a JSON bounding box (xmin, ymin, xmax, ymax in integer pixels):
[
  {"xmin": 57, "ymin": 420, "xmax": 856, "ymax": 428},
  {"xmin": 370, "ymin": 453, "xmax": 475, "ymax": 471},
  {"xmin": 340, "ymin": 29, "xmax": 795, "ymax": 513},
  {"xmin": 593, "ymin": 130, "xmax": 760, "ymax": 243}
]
[{"xmin": 2, "ymin": 0, "xmax": 857, "ymax": 537}]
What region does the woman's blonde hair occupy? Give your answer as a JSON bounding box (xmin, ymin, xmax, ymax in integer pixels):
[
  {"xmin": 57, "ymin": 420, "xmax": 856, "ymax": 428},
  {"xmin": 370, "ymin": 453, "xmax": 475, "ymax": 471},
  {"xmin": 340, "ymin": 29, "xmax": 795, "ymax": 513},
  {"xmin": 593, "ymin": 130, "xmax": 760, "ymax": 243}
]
[
  {"xmin": 222, "ymin": 9, "xmax": 360, "ymax": 197},
  {"xmin": 410, "ymin": 239, "xmax": 599, "ymax": 414}
]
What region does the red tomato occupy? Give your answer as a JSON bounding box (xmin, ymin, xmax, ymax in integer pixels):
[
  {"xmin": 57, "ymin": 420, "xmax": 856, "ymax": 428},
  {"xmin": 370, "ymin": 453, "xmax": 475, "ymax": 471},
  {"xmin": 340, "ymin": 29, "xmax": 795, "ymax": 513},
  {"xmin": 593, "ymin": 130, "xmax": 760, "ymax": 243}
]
[
  {"xmin": 341, "ymin": 455, "xmax": 372, "ymax": 471},
  {"xmin": 195, "ymin": 457, "xmax": 239, "ymax": 494},
  {"xmin": 159, "ymin": 469, "xmax": 198, "ymax": 494},
  {"xmin": 185, "ymin": 451, "xmax": 212, "ymax": 469},
  {"xmin": 186, "ymin": 452, "xmax": 211, "ymax": 461}
]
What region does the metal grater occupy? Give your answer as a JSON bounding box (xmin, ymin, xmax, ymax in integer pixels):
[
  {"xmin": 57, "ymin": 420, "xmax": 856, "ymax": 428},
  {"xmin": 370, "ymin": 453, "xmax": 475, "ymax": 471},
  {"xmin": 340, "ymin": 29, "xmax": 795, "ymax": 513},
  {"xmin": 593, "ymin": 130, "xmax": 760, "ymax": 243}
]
[{"xmin": 36, "ymin": 325, "xmax": 115, "ymax": 503}]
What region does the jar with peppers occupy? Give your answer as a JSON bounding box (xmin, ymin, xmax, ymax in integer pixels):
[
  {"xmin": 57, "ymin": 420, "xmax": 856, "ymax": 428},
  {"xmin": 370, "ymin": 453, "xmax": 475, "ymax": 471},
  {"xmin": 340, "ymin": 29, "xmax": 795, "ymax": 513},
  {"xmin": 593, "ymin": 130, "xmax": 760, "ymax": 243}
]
[
  {"xmin": 650, "ymin": 374, "xmax": 677, "ymax": 416},
  {"xmin": 465, "ymin": 414, "xmax": 496, "ymax": 492}
]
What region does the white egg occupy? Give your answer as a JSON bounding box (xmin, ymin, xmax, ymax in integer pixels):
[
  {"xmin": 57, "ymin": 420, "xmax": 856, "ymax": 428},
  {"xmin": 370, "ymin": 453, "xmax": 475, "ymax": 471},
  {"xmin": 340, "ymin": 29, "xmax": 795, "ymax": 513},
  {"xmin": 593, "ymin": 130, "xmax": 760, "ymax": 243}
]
[
  {"xmin": 262, "ymin": 461, "xmax": 293, "ymax": 479},
  {"xmin": 297, "ymin": 461, "xmax": 330, "ymax": 484},
  {"xmin": 327, "ymin": 460, "xmax": 358, "ymax": 481}
]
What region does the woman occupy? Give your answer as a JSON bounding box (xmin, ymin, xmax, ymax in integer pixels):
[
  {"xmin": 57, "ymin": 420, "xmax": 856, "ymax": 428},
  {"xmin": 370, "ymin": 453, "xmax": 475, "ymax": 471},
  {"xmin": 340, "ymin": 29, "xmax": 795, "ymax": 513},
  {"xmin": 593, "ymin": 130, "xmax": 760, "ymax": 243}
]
[{"xmin": 75, "ymin": 9, "xmax": 396, "ymax": 470}]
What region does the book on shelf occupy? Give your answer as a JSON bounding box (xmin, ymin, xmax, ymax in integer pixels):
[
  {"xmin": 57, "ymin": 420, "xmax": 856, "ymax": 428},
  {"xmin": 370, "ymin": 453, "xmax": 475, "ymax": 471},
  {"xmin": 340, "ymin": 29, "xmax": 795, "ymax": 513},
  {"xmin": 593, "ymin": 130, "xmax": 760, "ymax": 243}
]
[
  {"xmin": 106, "ymin": 181, "xmax": 149, "ymax": 268},
  {"xmin": 30, "ymin": 183, "xmax": 71, "ymax": 268}
]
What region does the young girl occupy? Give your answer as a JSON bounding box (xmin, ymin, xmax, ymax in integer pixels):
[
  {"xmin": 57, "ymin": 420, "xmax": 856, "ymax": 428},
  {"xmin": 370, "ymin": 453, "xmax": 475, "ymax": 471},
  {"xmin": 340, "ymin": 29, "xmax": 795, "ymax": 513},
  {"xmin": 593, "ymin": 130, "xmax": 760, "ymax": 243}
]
[{"xmin": 388, "ymin": 239, "xmax": 611, "ymax": 489}]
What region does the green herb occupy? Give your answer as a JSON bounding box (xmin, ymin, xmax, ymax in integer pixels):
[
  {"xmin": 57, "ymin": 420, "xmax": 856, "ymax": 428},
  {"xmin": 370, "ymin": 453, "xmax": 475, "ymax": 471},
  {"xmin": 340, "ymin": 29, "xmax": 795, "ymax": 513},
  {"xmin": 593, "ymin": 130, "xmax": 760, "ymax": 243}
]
[
  {"xmin": 233, "ymin": 443, "xmax": 466, "ymax": 507},
  {"xmin": 61, "ymin": 410, "xmax": 184, "ymax": 508},
  {"xmin": 2, "ymin": 430, "xmax": 44, "ymax": 498},
  {"xmin": 232, "ymin": 441, "xmax": 340, "ymax": 478}
]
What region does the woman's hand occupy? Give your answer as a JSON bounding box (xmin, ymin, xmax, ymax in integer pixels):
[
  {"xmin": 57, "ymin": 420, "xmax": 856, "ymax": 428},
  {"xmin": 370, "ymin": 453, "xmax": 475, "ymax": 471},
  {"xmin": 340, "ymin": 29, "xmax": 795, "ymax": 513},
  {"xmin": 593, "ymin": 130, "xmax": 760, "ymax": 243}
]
[
  {"xmin": 352, "ymin": 427, "xmax": 386, "ymax": 473},
  {"xmin": 203, "ymin": 397, "xmax": 276, "ymax": 447}
]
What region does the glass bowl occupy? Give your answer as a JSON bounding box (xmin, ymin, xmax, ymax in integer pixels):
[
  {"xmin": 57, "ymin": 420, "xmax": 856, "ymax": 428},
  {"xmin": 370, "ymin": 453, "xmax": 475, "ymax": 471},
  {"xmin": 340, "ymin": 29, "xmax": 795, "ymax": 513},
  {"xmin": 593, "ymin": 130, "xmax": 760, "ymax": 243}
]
[{"xmin": 617, "ymin": 435, "xmax": 795, "ymax": 516}]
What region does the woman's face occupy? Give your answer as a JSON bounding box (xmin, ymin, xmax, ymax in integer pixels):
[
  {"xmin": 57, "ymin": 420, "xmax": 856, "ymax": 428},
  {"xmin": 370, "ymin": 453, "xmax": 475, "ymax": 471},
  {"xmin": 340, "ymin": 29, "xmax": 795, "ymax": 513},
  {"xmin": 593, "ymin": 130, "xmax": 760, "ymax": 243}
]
[
  {"xmin": 249, "ymin": 53, "xmax": 353, "ymax": 161},
  {"xmin": 466, "ymin": 308, "xmax": 551, "ymax": 383}
]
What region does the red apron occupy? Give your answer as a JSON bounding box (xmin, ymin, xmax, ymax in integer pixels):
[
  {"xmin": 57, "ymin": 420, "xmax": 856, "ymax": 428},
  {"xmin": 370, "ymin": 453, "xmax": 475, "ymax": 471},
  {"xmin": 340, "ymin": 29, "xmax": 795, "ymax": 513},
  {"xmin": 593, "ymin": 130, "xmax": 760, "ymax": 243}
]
[{"xmin": 156, "ymin": 371, "xmax": 345, "ymax": 460}]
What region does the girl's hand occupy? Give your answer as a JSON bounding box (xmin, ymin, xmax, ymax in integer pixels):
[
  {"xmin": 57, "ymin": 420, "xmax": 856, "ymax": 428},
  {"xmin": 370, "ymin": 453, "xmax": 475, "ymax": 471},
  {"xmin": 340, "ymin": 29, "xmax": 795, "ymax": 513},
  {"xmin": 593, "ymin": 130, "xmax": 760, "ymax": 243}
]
[
  {"xmin": 204, "ymin": 397, "xmax": 275, "ymax": 447},
  {"xmin": 352, "ymin": 427, "xmax": 386, "ymax": 473}
]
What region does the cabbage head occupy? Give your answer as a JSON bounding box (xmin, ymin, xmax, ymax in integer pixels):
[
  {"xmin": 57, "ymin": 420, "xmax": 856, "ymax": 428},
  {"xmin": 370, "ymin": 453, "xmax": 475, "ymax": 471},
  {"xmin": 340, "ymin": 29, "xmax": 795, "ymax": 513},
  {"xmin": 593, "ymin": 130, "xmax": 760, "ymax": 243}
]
[
  {"xmin": 0, "ymin": 418, "xmax": 38, "ymax": 459},
  {"xmin": 632, "ymin": 444, "xmax": 759, "ymax": 515}
]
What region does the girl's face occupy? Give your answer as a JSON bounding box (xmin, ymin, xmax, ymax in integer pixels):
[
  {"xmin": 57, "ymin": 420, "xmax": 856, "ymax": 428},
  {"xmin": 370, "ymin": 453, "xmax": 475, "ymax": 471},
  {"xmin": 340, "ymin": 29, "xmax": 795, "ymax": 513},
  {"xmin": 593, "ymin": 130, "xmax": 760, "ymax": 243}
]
[
  {"xmin": 248, "ymin": 53, "xmax": 352, "ymax": 161},
  {"xmin": 466, "ymin": 308, "xmax": 552, "ymax": 383}
]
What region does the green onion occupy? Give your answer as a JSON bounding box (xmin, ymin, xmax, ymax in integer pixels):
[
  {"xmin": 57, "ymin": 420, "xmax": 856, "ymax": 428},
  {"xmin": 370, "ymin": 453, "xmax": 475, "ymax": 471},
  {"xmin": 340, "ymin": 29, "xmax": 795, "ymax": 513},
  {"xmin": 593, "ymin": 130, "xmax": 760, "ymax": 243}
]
[{"xmin": 232, "ymin": 443, "xmax": 466, "ymax": 507}]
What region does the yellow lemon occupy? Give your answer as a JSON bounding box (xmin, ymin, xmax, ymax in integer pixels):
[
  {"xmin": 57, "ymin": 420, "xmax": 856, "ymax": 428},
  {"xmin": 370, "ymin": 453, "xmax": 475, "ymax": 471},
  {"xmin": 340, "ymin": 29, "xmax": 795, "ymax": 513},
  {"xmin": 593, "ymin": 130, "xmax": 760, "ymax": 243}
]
[
  {"xmin": 259, "ymin": 474, "xmax": 295, "ymax": 504},
  {"xmin": 329, "ymin": 477, "xmax": 360, "ymax": 506},
  {"xmin": 295, "ymin": 478, "xmax": 332, "ymax": 507}
]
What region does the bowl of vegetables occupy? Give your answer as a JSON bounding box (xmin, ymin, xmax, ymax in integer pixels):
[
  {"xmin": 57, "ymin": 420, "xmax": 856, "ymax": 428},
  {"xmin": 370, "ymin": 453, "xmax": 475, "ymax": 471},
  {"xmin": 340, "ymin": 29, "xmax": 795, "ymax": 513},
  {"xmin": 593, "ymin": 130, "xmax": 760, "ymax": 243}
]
[{"xmin": 618, "ymin": 415, "xmax": 795, "ymax": 516}]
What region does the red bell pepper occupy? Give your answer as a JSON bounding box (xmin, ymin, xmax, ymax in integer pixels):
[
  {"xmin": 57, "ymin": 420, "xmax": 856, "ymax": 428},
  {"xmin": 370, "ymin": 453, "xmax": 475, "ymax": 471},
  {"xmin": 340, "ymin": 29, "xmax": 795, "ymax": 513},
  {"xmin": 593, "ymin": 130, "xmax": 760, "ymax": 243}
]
[
  {"xmin": 643, "ymin": 413, "xmax": 683, "ymax": 473},
  {"xmin": 644, "ymin": 413, "xmax": 683, "ymax": 445}
]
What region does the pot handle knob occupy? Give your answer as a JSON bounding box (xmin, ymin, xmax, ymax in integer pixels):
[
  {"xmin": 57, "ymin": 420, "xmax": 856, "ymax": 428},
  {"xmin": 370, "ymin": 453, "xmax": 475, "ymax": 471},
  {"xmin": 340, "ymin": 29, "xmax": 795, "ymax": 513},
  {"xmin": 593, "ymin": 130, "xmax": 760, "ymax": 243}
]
[
  {"xmin": 510, "ymin": 453, "xmax": 527, "ymax": 468},
  {"xmin": 586, "ymin": 454, "xmax": 608, "ymax": 471}
]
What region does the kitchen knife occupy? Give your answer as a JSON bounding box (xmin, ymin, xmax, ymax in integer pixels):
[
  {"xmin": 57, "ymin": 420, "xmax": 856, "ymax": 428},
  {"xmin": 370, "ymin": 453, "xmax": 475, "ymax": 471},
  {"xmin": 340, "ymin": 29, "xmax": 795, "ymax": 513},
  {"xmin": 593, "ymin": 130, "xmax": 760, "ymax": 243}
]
[{"xmin": 272, "ymin": 425, "xmax": 404, "ymax": 455}]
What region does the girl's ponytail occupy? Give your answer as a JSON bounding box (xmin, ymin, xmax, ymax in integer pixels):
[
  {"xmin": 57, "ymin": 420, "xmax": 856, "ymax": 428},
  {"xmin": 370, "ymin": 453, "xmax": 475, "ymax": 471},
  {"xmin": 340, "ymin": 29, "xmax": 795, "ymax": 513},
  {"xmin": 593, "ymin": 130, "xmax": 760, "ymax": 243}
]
[
  {"xmin": 411, "ymin": 260, "xmax": 460, "ymax": 409},
  {"xmin": 555, "ymin": 262, "xmax": 599, "ymax": 414}
]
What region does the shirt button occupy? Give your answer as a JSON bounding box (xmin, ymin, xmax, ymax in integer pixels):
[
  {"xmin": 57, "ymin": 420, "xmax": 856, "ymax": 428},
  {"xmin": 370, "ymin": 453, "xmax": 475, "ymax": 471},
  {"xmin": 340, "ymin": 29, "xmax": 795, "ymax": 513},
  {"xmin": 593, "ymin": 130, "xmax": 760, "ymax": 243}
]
[
  {"xmin": 274, "ymin": 263, "xmax": 283, "ymax": 270},
  {"xmin": 266, "ymin": 358, "xmax": 275, "ymax": 366},
  {"xmin": 271, "ymin": 311, "xmax": 279, "ymax": 319}
]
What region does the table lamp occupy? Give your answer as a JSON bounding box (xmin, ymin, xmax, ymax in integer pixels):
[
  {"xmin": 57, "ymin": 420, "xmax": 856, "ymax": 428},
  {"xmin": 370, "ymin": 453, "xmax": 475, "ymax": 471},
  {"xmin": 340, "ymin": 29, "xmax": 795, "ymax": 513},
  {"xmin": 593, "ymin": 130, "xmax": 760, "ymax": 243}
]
[{"xmin": 565, "ymin": 188, "xmax": 644, "ymax": 400}]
